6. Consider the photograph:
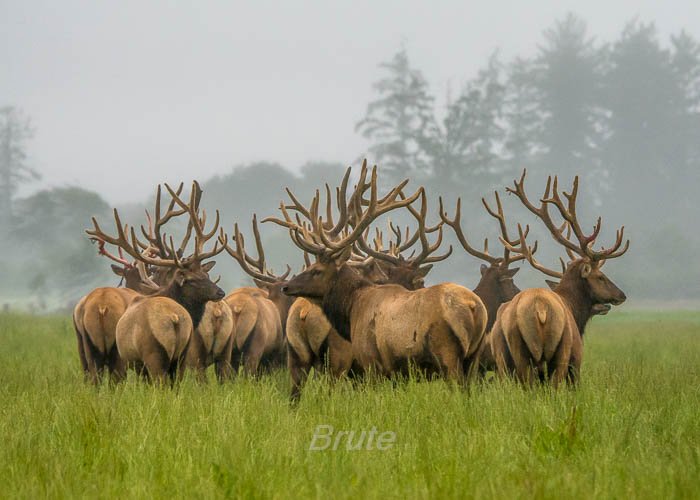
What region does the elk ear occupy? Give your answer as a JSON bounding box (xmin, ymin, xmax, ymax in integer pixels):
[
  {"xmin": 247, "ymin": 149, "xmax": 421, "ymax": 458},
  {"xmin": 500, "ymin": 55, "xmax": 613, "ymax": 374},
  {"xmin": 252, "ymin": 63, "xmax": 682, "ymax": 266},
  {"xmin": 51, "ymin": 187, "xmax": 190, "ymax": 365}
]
[
  {"xmin": 332, "ymin": 247, "xmax": 353, "ymax": 267},
  {"xmin": 416, "ymin": 265, "xmax": 432, "ymax": 278},
  {"xmin": 175, "ymin": 270, "xmax": 187, "ymax": 286},
  {"xmin": 545, "ymin": 279, "xmax": 559, "ymax": 290},
  {"xmin": 505, "ymin": 267, "xmax": 520, "ymax": 277},
  {"xmin": 480, "ymin": 264, "xmax": 488, "ymax": 276},
  {"xmin": 110, "ymin": 264, "xmax": 125, "ymax": 277},
  {"xmin": 580, "ymin": 262, "xmax": 592, "ymax": 278},
  {"xmin": 201, "ymin": 261, "xmax": 216, "ymax": 273},
  {"xmin": 253, "ymin": 278, "xmax": 271, "ymax": 291}
]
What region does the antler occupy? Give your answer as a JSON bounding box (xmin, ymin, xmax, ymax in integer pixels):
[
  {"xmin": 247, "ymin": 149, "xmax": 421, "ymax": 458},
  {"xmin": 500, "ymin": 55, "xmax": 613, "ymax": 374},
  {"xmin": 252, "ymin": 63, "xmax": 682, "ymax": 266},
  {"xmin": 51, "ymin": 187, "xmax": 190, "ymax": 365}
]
[
  {"xmin": 440, "ymin": 189, "xmax": 532, "ymax": 268},
  {"xmin": 220, "ymin": 214, "xmax": 291, "ymax": 284},
  {"xmin": 507, "ymin": 169, "xmax": 630, "ymax": 262},
  {"xmin": 357, "ymin": 190, "xmax": 452, "ymax": 267},
  {"xmin": 163, "ymin": 181, "xmax": 227, "ymax": 265},
  {"xmin": 264, "ymin": 162, "xmax": 424, "ymax": 261},
  {"xmin": 87, "ymin": 181, "xmax": 226, "ymax": 273},
  {"xmin": 138, "ymin": 183, "xmax": 187, "ymax": 260},
  {"xmin": 500, "ymin": 224, "xmax": 563, "ymax": 278}
]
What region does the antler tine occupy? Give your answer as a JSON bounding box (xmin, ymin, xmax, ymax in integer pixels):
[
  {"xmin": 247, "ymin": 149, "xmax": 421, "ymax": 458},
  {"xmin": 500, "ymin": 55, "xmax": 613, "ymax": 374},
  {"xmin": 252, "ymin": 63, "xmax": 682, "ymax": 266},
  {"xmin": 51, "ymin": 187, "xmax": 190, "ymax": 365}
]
[
  {"xmin": 482, "ymin": 191, "xmax": 517, "ymax": 264},
  {"xmin": 327, "ymin": 167, "xmax": 352, "ymax": 236},
  {"xmin": 87, "ymin": 209, "xmax": 178, "ymax": 269},
  {"xmin": 354, "ymin": 220, "xmax": 404, "ymax": 266},
  {"xmin": 220, "ymin": 218, "xmax": 277, "ymax": 283},
  {"xmin": 405, "ymin": 189, "xmax": 452, "ymax": 265},
  {"xmin": 163, "ymin": 181, "xmax": 224, "ymax": 265},
  {"xmin": 539, "ymin": 173, "xmax": 630, "ymax": 262},
  {"xmin": 440, "ymin": 196, "xmax": 500, "ymax": 265},
  {"xmin": 500, "ymin": 224, "xmax": 562, "ymax": 279},
  {"xmin": 319, "ymin": 167, "xmax": 424, "ymax": 256},
  {"xmin": 282, "ymin": 187, "xmax": 312, "ymax": 220},
  {"xmin": 507, "ymin": 169, "xmax": 585, "ymax": 258},
  {"xmin": 93, "ymin": 238, "xmax": 134, "ymax": 268}
]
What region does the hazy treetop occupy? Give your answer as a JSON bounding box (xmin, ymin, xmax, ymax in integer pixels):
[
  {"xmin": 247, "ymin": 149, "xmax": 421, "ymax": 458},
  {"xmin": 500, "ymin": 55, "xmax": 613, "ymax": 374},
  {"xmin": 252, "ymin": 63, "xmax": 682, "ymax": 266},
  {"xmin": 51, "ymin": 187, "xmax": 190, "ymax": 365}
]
[{"xmin": 2, "ymin": 0, "xmax": 699, "ymax": 203}]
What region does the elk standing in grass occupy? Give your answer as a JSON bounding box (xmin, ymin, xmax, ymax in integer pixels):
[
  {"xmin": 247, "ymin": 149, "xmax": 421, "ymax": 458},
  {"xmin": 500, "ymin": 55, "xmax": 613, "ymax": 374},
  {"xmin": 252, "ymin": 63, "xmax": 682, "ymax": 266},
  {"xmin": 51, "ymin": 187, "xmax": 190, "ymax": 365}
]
[
  {"xmin": 219, "ymin": 216, "xmax": 290, "ymax": 375},
  {"xmin": 87, "ymin": 181, "xmax": 227, "ymax": 384},
  {"xmin": 489, "ymin": 171, "xmax": 629, "ymax": 386},
  {"xmin": 73, "ymin": 240, "xmax": 162, "ymax": 383},
  {"xmin": 439, "ymin": 191, "xmax": 528, "ymax": 373},
  {"xmin": 270, "ymin": 164, "xmax": 487, "ymax": 382}
]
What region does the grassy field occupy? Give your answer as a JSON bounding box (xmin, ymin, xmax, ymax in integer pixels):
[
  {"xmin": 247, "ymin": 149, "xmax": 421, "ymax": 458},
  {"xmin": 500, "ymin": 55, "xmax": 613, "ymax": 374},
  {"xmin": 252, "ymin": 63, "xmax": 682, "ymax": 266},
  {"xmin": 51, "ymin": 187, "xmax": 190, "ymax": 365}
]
[{"xmin": 1, "ymin": 311, "xmax": 699, "ymax": 499}]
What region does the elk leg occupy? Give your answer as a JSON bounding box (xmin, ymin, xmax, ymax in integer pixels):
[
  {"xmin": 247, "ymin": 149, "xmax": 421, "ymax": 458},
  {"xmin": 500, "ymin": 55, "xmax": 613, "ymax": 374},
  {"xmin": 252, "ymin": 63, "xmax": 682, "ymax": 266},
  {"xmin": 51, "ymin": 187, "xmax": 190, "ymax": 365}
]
[
  {"xmin": 566, "ymin": 329, "xmax": 583, "ymax": 386},
  {"xmin": 108, "ymin": 345, "xmax": 126, "ymax": 384},
  {"xmin": 475, "ymin": 334, "xmax": 497, "ymax": 376},
  {"xmin": 288, "ymin": 343, "xmax": 310, "ymax": 402},
  {"xmin": 505, "ymin": 327, "xmax": 537, "ymax": 386},
  {"xmin": 430, "ymin": 332, "xmax": 465, "ymax": 383},
  {"xmin": 548, "ymin": 330, "xmax": 573, "ymax": 388},
  {"xmin": 82, "ymin": 334, "xmax": 104, "ymax": 385},
  {"xmin": 142, "ymin": 344, "xmax": 170, "ymax": 386},
  {"xmin": 215, "ymin": 335, "xmax": 235, "ymax": 383},
  {"xmin": 73, "ymin": 320, "xmax": 89, "ymax": 375},
  {"xmin": 327, "ymin": 332, "xmax": 352, "ymax": 378},
  {"xmin": 490, "ymin": 325, "xmax": 514, "ymax": 379},
  {"xmin": 242, "ymin": 343, "xmax": 264, "ymax": 376}
]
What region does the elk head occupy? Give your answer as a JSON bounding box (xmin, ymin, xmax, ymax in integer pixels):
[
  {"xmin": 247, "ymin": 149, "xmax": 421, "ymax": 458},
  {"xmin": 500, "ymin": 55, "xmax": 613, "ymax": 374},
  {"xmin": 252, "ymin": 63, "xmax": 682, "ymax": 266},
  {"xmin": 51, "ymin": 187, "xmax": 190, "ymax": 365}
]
[{"xmin": 504, "ymin": 170, "xmax": 629, "ymax": 330}]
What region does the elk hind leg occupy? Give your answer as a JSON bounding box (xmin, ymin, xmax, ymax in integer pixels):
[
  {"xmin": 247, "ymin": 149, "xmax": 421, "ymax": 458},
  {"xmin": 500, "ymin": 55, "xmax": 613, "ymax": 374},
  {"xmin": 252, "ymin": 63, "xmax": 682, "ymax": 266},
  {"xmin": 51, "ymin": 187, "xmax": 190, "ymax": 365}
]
[
  {"xmin": 142, "ymin": 343, "xmax": 171, "ymax": 386},
  {"xmin": 505, "ymin": 327, "xmax": 538, "ymax": 386},
  {"xmin": 107, "ymin": 345, "xmax": 126, "ymax": 384}
]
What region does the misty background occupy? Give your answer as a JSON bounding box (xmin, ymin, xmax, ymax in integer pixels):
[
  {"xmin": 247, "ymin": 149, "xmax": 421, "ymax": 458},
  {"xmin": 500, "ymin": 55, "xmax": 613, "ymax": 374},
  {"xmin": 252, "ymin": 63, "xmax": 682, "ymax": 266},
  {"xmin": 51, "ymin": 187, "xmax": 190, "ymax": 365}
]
[{"xmin": 2, "ymin": 2, "xmax": 699, "ymax": 311}]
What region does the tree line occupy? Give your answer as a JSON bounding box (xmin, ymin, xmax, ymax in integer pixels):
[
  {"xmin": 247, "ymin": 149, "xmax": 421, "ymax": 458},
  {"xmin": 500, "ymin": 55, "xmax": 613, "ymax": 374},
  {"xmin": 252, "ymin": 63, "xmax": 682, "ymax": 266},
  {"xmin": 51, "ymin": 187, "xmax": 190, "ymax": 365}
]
[{"xmin": 2, "ymin": 13, "xmax": 699, "ymax": 308}]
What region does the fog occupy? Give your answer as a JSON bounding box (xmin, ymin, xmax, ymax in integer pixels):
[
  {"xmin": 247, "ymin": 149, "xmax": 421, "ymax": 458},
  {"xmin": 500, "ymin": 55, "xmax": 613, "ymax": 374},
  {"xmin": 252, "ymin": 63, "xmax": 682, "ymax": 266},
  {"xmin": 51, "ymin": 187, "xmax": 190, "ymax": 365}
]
[
  {"xmin": 3, "ymin": 1, "xmax": 699, "ymax": 202},
  {"xmin": 1, "ymin": 2, "xmax": 699, "ymax": 310}
]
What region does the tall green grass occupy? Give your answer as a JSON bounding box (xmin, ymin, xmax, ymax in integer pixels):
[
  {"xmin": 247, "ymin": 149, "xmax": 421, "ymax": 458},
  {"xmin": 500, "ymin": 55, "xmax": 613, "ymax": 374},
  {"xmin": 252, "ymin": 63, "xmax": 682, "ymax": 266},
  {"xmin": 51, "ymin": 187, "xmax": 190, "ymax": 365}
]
[{"xmin": 0, "ymin": 311, "xmax": 698, "ymax": 499}]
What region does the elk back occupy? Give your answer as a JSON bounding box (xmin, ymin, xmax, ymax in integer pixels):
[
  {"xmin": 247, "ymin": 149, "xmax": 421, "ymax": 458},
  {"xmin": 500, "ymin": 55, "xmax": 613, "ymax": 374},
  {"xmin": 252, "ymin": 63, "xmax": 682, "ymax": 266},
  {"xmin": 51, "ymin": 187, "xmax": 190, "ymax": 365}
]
[{"xmin": 116, "ymin": 296, "xmax": 193, "ymax": 365}]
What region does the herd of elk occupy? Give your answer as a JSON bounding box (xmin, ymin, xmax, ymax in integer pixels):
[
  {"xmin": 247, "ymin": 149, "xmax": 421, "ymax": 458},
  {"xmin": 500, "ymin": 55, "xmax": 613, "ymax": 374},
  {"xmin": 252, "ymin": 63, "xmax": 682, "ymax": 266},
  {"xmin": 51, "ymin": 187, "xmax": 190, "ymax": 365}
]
[{"xmin": 76, "ymin": 161, "xmax": 629, "ymax": 396}]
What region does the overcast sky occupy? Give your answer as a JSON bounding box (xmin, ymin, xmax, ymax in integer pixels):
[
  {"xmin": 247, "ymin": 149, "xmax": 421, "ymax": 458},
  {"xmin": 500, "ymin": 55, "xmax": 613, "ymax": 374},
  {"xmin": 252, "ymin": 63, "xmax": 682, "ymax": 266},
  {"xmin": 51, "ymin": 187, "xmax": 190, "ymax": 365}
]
[{"xmin": 2, "ymin": 0, "xmax": 699, "ymax": 203}]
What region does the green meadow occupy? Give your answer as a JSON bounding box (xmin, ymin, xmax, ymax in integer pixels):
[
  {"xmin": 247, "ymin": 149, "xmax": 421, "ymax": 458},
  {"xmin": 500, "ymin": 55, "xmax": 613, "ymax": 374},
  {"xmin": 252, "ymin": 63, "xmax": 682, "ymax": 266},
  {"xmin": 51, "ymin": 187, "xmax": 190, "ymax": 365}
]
[{"xmin": 1, "ymin": 311, "xmax": 699, "ymax": 499}]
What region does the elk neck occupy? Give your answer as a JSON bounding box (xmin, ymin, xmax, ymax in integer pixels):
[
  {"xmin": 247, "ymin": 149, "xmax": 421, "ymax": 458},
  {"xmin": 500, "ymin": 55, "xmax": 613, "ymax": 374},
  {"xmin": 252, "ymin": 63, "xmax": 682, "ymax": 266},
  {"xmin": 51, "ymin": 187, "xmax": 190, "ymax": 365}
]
[
  {"xmin": 553, "ymin": 270, "xmax": 594, "ymax": 337},
  {"xmin": 473, "ymin": 276, "xmax": 503, "ymax": 333},
  {"xmin": 321, "ymin": 264, "xmax": 372, "ymax": 341},
  {"xmin": 153, "ymin": 281, "xmax": 207, "ymax": 329}
]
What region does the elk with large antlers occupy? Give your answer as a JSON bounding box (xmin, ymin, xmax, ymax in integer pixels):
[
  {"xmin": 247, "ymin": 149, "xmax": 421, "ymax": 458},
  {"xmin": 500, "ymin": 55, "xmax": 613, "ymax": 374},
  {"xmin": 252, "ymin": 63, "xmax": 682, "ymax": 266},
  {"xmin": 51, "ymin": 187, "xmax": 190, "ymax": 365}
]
[
  {"xmin": 73, "ymin": 224, "xmax": 168, "ymax": 383},
  {"xmin": 488, "ymin": 170, "xmax": 629, "ymax": 386},
  {"xmin": 267, "ymin": 162, "xmax": 487, "ymax": 382},
  {"xmin": 86, "ymin": 181, "xmax": 227, "ymax": 383},
  {"xmin": 439, "ymin": 191, "xmax": 528, "ymax": 373},
  {"xmin": 284, "ymin": 179, "xmax": 450, "ymax": 400},
  {"xmin": 219, "ymin": 215, "xmax": 290, "ymax": 375}
]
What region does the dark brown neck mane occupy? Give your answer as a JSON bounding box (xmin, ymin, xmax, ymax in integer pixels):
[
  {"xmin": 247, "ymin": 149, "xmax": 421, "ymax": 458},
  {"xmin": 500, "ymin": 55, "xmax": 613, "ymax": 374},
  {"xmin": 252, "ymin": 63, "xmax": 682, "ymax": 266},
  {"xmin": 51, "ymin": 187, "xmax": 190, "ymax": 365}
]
[
  {"xmin": 153, "ymin": 281, "xmax": 208, "ymax": 329},
  {"xmin": 553, "ymin": 266, "xmax": 594, "ymax": 337},
  {"xmin": 321, "ymin": 264, "xmax": 372, "ymax": 341}
]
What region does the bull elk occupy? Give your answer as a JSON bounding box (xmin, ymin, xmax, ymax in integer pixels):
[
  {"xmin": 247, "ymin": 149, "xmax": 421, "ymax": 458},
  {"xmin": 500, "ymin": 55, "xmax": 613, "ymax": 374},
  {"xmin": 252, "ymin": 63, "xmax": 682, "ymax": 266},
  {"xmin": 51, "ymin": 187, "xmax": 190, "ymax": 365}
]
[
  {"xmin": 267, "ymin": 163, "xmax": 487, "ymax": 381},
  {"xmin": 74, "ymin": 214, "xmax": 170, "ymax": 383},
  {"xmin": 87, "ymin": 181, "xmax": 227, "ymax": 383},
  {"xmin": 439, "ymin": 191, "xmax": 528, "ymax": 373},
  {"xmin": 219, "ymin": 216, "xmax": 291, "ymax": 374},
  {"xmin": 489, "ymin": 170, "xmax": 629, "ymax": 386},
  {"xmin": 280, "ymin": 176, "xmax": 451, "ymax": 399}
]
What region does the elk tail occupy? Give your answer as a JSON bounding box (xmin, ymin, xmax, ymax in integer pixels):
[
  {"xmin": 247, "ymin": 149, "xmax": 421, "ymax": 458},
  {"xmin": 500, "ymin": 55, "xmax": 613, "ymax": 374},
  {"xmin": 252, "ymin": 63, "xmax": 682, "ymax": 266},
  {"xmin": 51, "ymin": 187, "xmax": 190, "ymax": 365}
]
[
  {"xmin": 286, "ymin": 304, "xmax": 314, "ymax": 366},
  {"xmin": 515, "ymin": 295, "xmax": 565, "ymax": 364},
  {"xmin": 95, "ymin": 306, "xmax": 109, "ymax": 354},
  {"xmin": 440, "ymin": 293, "xmax": 487, "ymax": 358},
  {"xmin": 230, "ymin": 297, "xmax": 258, "ymax": 351}
]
